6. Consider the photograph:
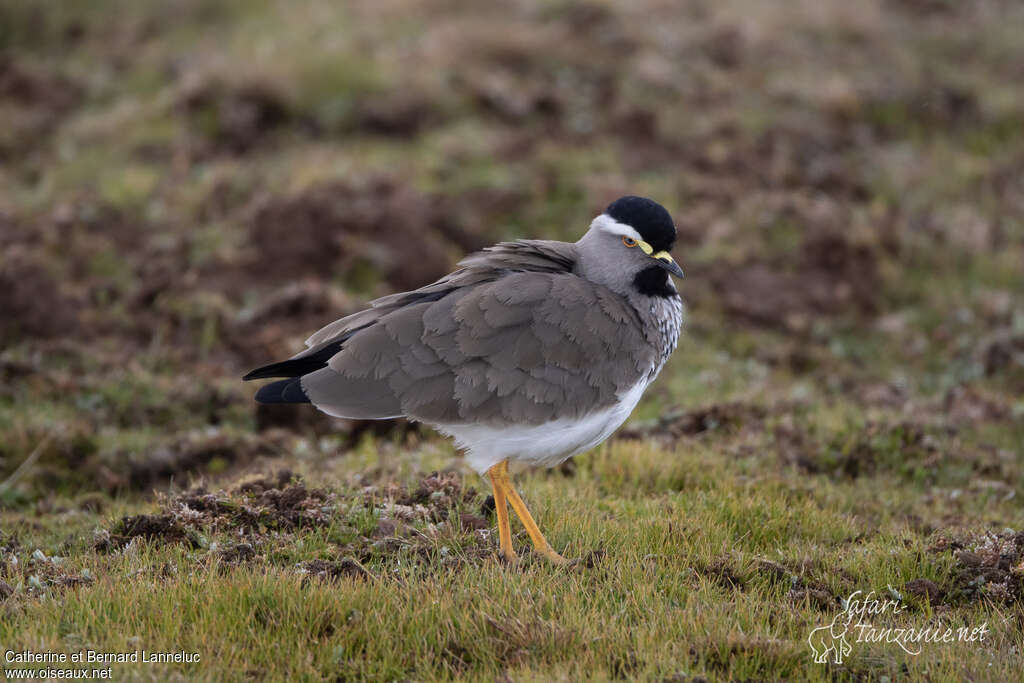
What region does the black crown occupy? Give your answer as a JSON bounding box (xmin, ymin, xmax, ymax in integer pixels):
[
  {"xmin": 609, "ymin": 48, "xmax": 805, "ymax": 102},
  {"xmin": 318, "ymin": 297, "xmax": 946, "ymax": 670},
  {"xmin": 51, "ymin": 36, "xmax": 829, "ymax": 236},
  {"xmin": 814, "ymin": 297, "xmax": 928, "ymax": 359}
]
[{"xmin": 605, "ymin": 196, "xmax": 676, "ymax": 253}]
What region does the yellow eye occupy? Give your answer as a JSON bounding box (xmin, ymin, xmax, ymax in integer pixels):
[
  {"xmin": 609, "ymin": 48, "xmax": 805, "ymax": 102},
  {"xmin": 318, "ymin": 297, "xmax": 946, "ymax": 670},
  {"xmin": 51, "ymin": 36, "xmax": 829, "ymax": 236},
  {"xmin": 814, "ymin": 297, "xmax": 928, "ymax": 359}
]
[{"xmin": 622, "ymin": 236, "xmax": 638, "ymax": 247}]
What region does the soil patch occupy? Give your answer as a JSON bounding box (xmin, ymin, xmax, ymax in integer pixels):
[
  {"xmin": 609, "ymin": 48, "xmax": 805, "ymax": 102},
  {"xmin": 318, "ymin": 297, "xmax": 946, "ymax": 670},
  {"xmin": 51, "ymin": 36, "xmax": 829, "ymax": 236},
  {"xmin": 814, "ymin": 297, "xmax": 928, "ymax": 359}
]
[
  {"xmin": 178, "ymin": 78, "xmax": 293, "ymax": 155},
  {"xmin": 95, "ymin": 472, "xmax": 492, "ymax": 571},
  {"xmin": 0, "ymin": 249, "xmax": 81, "ymax": 342},
  {"xmin": 710, "ymin": 225, "xmax": 881, "ymax": 333},
  {"xmin": 620, "ymin": 402, "xmax": 781, "ymax": 441},
  {"xmin": 928, "ymin": 530, "xmax": 1024, "ymax": 605},
  {"xmin": 244, "ymin": 178, "xmax": 453, "ymax": 291},
  {"xmin": 120, "ymin": 431, "xmax": 281, "ymax": 492},
  {"xmin": 0, "ymin": 56, "xmax": 82, "ymax": 158}
]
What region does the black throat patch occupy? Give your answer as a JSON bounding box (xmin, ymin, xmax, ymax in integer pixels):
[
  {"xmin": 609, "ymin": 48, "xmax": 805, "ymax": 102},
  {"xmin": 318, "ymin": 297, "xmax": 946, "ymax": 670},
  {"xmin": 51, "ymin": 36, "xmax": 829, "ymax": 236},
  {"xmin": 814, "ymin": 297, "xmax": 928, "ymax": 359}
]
[{"xmin": 633, "ymin": 265, "xmax": 676, "ymax": 298}]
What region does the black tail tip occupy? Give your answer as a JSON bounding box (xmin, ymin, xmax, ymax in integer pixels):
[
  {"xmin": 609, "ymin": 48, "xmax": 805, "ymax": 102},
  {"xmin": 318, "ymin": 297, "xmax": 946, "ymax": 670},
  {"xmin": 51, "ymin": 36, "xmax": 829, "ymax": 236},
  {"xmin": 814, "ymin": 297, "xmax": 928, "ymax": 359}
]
[{"xmin": 254, "ymin": 378, "xmax": 310, "ymax": 404}]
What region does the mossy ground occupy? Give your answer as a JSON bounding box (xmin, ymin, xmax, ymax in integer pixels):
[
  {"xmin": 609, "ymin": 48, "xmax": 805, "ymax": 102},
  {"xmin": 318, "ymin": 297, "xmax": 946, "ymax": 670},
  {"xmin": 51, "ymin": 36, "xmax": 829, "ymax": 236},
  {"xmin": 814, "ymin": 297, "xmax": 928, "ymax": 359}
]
[{"xmin": 1, "ymin": 0, "xmax": 1022, "ymax": 680}]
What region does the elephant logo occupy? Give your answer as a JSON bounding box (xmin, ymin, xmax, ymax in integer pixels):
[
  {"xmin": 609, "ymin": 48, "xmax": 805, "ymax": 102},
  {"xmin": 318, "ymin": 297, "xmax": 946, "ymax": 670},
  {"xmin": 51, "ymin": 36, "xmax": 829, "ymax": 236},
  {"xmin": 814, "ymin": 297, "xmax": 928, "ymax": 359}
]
[{"xmin": 807, "ymin": 611, "xmax": 854, "ymax": 664}]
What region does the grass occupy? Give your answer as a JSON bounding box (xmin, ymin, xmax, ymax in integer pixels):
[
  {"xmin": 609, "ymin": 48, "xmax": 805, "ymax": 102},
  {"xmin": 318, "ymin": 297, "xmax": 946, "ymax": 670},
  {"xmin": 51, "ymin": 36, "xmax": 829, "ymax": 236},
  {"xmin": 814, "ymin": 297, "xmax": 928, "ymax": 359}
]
[
  {"xmin": 2, "ymin": 0, "xmax": 1023, "ymax": 679},
  {"xmin": 2, "ymin": 440, "xmax": 1020, "ymax": 681}
]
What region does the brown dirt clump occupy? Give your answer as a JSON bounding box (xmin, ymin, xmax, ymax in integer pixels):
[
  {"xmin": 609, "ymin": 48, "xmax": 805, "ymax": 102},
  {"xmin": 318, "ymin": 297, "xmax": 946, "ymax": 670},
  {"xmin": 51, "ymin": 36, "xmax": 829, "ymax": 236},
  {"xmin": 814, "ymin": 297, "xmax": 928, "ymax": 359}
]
[
  {"xmin": 942, "ymin": 385, "xmax": 1010, "ymax": 426},
  {"xmin": 0, "ymin": 57, "xmax": 80, "ymax": 110},
  {"xmin": 0, "ymin": 56, "xmax": 83, "ymax": 158},
  {"xmin": 711, "ymin": 226, "xmax": 881, "ymax": 333},
  {"xmin": 253, "ymin": 404, "xmax": 337, "ymax": 436},
  {"xmin": 231, "ymin": 469, "xmax": 296, "ymax": 494},
  {"xmin": 754, "ymin": 559, "xmax": 794, "ymax": 586},
  {"xmin": 0, "ymin": 549, "xmax": 94, "ymax": 598},
  {"xmin": 928, "ymin": 530, "xmax": 1024, "ymax": 605},
  {"xmin": 752, "ymin": 556, "xmax": 844, "ymax": 610},
  {"xmin": 0, "ymin": 200, "xmax": 227, "ymax": 360},
  {"xmin": 693, "ymin": 556, "xmax": 747, "ymax": 591},
  {"xmin": 96, "ymin": 479, "xmax": 334, "ymax": 553},
  {"xmin": 346, "ymin": 89, "xmax": 445, "ymax": 138},
  {"xmin": 773, "ymin": 423, "xmax": 822, "ymax": 474},
  {"xmin": 178, "ymin": 78, "xmax": 293, "ymax": 155},
  {"xmin": 245, "ymin": 178, "xmax": 453, "ymax": 291},
  {"xmin": 774, "ymin": 411, "xmax": 993, "ymax": 483},
  {"xmin": 463, "ymin": 71, "xmax": 563, "ymax": 125},
  {"xmin": 94, "ymin": 472, "xmax": 494, "ymax": 573},
  {"xmin": 681, "ymin": 119, "xmax": 872, "ymax": 200},
  {"xmin": 786, "ymin": 587, "xmax": 838, "ymax": 612},
  {"xmin": 98, "ymin": 514, "xmax": 203, "ymax": 551},
  {"xmin": 903, "ymin": 578, "xmax": 944, "ymax": 606},
  {"xmin": 976, "ymin": 329, "xmax": 1024, "ymax": 378},
  {"xmin": 216, "ymin": 542, "xmax": 257, "ymax": 566},
  {"xmin": 459, "ymin": 512, "xmax": 489, "ymax": 531},
  {"xmin": 397, "ymin": 471, "xmax": 474, "ymax": 507},
  {"xmin": 227, "ymin": 280, "xmax": 359, "ymax": 364},
  {"xmin": 121, "ymin": 431, "xmax": 281, "ymax": 492},
  {"xmin": 239, "ymin": 278, "xmax": 356, "ymax": 329},
  {"xmin": 620, "ymin": 402, "xmax": 774, "ymax": 441},
  {"xmin": 297, "ymin": 558, "xmax": 370, "ymax": 583},
  {"xmin": 0, "ymin": 249, "xmax": 81, "ymax": 342},
  {"xmin": 431, "ymin": 186, "xmax": 527, "ymax": 253},
  {"xmin": 175, "ymin": 482, "xmax": 335, "ymax": 533},
  {"xmin": 237, "ymin": 281, "xmax": 355, "ymax": 330},
  {"xmin": 862, "ymin": 81, "xmax": 980, "ymax": 140}
]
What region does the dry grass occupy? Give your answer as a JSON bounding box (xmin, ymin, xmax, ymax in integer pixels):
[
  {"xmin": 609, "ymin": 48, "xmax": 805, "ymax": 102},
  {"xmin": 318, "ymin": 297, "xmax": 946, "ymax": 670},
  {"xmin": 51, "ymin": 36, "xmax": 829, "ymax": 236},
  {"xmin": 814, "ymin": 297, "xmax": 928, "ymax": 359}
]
[{"xmin": 1, "ymin": 0, "xmax": 1022, "ymax": 679}]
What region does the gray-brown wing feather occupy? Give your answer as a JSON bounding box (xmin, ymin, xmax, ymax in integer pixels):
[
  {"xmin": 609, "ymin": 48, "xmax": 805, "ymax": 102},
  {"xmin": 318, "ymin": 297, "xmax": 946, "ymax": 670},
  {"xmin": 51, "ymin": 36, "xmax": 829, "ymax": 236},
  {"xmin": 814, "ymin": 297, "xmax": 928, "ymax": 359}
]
[
  {"xmin": 301, "ymin": 240, "xmax": 573, "ymax": 351},
  {"xmin": 298, "ymin": 241, "xmax": 655, "ymax": 425}
]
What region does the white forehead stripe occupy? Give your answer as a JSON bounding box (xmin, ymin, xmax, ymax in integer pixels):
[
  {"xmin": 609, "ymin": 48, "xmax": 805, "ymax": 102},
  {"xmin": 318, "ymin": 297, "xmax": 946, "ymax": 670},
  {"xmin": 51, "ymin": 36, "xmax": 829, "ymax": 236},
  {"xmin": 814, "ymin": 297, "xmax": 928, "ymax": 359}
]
[{"xmin": 591, "ymin": 214, "xmax": 643, "ymax": 243}]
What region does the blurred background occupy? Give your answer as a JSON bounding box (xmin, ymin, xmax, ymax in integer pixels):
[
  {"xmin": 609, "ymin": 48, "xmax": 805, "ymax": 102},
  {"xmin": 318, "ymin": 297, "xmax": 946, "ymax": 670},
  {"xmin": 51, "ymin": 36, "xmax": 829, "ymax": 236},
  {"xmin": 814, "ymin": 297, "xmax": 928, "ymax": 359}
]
[{"xmin": 1, "ymin": 0, "xmax": 1021, "ymax": 505}]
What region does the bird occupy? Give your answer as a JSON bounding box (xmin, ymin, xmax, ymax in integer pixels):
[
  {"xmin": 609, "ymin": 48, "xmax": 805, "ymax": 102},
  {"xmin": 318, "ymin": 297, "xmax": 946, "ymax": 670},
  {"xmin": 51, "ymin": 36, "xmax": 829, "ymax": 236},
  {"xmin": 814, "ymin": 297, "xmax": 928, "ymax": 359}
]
[{"xmin": 244, "ymin": 196, "xmax": 685, "ymax": 564}]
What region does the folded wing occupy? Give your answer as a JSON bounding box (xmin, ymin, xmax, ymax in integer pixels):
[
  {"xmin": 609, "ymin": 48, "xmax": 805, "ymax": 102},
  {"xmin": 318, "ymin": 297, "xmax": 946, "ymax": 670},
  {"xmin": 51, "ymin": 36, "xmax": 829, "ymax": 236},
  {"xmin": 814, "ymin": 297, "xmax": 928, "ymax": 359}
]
[{"xmin": 246, "ymin": 240, "xmax": 656, "ymax": 425}]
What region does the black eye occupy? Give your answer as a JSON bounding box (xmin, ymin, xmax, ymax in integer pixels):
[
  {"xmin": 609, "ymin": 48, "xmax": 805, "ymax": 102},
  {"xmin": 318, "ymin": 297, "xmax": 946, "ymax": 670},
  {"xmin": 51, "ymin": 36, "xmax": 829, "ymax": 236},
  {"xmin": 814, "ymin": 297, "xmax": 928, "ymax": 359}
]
[{"xmin": 622, "ymin": 236, "xmax": 638, "ymax": 247}]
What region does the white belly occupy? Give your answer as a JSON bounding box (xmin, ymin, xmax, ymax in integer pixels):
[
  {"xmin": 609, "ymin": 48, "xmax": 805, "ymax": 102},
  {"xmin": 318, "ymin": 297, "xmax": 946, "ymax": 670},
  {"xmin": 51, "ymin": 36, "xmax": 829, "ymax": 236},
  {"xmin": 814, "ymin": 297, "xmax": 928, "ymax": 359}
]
[{"xmin": 433, "ymin": 379, "xmax": 650, "ymax": 474}]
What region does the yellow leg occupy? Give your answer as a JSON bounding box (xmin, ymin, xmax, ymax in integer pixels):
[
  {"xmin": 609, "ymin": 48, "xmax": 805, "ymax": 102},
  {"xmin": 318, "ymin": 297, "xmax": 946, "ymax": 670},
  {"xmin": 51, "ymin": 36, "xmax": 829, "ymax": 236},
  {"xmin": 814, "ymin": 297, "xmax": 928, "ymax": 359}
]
[
  {"xmin": 488, "ymin": 465, "xmax": 516, "ymax": 562},
  {"xmin": 487, "ymin": 460, "xmax": 569, "ymax": 565}
]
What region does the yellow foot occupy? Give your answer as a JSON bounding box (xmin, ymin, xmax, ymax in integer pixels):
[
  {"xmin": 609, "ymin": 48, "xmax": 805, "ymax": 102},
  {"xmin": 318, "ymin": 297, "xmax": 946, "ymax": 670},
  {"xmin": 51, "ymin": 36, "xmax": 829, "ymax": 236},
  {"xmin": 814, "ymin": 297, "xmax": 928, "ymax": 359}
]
[{"xmin": 537, "ymin": 547, "xmax": 571, "ymax": 566}]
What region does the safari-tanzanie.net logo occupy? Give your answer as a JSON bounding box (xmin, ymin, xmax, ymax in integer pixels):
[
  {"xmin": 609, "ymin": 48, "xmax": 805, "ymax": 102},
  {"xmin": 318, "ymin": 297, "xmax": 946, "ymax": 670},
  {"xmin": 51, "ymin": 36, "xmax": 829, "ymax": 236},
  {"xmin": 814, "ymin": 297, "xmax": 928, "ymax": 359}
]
[{"xmin": 807, "ymin": 587, "xmax": 989, "ymax": 664}]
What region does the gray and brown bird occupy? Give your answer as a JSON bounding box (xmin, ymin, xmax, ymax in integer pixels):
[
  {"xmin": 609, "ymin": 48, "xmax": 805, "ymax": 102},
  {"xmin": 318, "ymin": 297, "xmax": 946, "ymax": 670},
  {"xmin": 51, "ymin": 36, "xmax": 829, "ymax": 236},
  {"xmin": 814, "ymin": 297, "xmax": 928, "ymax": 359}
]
[{"xmin": 244, "ymin": 196, "xmax": 685, "ymax": 564}]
